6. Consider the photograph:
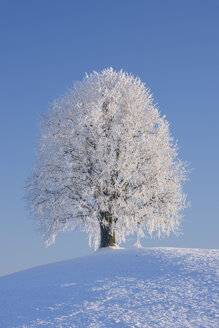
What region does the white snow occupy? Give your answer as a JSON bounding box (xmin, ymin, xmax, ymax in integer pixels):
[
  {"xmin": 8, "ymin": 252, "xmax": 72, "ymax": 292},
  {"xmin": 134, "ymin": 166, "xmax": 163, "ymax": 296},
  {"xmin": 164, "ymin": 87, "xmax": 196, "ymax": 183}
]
[{"xmin": 0, "ymin": 247, "xmax": 218, "ymax": 327}]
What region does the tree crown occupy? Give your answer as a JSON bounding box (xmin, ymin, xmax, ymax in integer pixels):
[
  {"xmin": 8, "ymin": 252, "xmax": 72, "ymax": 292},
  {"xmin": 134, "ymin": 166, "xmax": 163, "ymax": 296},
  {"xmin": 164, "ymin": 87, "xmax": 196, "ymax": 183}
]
[{"xmin": 26, "ymin": 68, "xmax": 187, "ymax": 248}]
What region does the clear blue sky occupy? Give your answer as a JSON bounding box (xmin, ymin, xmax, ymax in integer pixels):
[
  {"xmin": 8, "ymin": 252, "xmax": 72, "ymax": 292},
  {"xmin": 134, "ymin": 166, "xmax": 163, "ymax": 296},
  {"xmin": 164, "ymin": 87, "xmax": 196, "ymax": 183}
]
[{"xmin": 0, "ymin": 0, "xmax": 218, "ymax": 277}]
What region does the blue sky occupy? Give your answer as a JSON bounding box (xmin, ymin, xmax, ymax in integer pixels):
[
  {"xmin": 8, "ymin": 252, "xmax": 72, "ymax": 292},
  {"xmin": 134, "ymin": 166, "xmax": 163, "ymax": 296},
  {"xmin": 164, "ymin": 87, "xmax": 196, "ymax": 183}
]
[{"xmin": 0, "ymin": 0, "xmax": 218, "ymax": 277}]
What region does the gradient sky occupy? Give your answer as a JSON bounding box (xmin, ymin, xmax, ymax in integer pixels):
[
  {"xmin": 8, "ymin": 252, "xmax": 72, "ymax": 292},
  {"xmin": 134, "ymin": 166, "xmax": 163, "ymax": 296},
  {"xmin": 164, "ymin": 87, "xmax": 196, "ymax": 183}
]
[{"xmin": 0, "ymin": 0, "xmax": 219, "ymax": 277}]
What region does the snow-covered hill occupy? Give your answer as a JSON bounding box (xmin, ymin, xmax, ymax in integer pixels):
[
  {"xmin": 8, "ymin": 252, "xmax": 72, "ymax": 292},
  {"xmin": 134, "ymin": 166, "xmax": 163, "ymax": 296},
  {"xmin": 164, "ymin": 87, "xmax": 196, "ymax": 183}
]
[{"xmin": 0, "ymin": 247, "xmax": 218, "ymax": 328}]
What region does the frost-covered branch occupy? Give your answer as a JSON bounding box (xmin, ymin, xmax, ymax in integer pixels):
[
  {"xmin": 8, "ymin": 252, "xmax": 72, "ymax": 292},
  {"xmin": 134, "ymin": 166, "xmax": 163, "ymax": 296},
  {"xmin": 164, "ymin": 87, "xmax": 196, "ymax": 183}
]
[{"xmin": 26, "ymin": 68, "xmax": 188, "ymax": 248}]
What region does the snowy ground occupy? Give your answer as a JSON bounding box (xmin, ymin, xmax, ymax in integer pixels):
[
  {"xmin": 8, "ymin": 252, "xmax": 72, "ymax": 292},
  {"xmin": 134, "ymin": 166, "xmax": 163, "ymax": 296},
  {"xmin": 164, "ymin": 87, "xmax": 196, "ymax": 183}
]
[{"xmin": 0, "ymin": 247, "xmax": 218, "ymax": 328}]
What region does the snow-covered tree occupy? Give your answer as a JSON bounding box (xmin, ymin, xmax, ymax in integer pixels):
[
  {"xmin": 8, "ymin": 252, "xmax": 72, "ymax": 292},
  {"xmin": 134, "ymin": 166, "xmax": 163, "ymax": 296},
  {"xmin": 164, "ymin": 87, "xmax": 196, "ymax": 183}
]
[{"xmin": 26, "ymin": 68, "xmax": 187, "ymax": 249}]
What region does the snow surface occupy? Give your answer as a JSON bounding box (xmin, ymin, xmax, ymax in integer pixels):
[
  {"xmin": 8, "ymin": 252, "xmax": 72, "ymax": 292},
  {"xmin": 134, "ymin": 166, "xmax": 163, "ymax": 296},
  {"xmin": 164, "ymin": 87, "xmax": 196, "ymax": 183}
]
[{"xmin": 0, "ymin": 247, "xmax": 218, "ymax": 327}]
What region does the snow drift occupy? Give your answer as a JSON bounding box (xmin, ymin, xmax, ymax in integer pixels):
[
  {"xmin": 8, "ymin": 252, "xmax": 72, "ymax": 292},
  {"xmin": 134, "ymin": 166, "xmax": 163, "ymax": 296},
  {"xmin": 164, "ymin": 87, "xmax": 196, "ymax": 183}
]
[{"xmin": 0, "ymin": 247, "xmax": 218, "ymax": 327}]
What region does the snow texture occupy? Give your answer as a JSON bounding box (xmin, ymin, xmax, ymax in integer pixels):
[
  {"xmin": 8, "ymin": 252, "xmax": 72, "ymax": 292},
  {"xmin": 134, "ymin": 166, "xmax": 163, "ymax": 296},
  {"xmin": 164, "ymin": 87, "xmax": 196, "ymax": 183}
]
[
  {"xmin": 26, "ymin": 68, "xmax": 187, "ymax": 248},
  {"xmin": 0, "ymin": 247, "xmax": 218, "ymax": 327}
]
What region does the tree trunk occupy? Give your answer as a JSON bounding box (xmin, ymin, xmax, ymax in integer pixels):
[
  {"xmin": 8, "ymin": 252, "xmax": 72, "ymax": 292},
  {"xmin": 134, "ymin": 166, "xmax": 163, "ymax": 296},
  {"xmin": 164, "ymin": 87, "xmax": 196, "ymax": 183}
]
[{"xmin": 99, "ymin": 212, "xmax": 116, "ymax": 248}]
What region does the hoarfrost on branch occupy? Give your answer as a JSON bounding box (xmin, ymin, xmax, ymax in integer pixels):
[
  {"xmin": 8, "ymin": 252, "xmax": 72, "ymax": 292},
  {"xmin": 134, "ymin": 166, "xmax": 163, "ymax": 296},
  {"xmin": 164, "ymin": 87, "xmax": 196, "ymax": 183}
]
[{"xmin": 26, "ymin": 68, "xmax": 187, "ymax": 248}]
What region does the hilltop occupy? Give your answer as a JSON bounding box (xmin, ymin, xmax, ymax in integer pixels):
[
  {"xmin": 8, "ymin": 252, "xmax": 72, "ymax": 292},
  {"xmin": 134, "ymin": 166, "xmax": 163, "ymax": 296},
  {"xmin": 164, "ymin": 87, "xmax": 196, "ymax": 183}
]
[{"xmin": 0, "ymin": 247, "xmax": 218, "ymax": 327}]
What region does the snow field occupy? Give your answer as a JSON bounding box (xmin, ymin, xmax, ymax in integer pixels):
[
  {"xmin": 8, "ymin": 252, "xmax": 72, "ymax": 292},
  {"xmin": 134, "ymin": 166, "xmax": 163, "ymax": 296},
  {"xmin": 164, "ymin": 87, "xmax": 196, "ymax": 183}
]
[{"xmin": 0, "ymin": 247, "xmax": 218, "ymax": 327}]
